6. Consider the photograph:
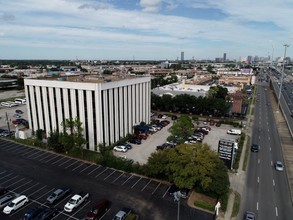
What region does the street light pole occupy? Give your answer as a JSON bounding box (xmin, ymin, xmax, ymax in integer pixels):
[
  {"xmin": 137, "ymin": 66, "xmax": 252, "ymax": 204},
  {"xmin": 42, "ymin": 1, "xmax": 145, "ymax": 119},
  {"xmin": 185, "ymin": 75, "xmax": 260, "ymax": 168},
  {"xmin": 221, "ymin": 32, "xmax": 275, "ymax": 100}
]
[
  {"xmin": 5, "ymin": 112, "xmax": 11, "ymax": 137},
  {"xmin": 277, "ymin": 44, "xmax": 290, "ymax": 110}
]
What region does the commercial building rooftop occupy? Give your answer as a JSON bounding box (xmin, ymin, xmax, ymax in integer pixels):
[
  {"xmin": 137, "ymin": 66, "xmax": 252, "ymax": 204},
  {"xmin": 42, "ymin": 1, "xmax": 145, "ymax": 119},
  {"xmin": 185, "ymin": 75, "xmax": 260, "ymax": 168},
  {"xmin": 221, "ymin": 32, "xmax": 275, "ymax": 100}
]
[{"xmin": 32, "ymin": 73, "xmax": 149, "ymax": 84}]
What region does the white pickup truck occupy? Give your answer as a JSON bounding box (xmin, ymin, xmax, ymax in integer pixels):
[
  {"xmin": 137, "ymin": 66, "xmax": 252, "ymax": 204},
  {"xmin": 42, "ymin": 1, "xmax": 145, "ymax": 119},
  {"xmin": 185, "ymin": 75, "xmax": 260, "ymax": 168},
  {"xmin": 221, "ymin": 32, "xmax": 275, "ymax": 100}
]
[{"xmin": 64, "ymin": 192, "xmax": 89, "ymax": 212}]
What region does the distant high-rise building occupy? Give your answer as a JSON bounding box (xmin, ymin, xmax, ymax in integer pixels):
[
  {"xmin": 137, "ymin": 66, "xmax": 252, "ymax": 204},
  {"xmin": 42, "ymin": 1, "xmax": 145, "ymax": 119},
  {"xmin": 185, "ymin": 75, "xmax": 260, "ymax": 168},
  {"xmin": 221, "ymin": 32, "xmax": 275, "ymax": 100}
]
[
  {"xmin": 223, "ymin": 53, "xmax": 227, "ymax": 61},
  {"xmin": 181, "ymin": 51, "xmax": 184, "ymax": 62}
]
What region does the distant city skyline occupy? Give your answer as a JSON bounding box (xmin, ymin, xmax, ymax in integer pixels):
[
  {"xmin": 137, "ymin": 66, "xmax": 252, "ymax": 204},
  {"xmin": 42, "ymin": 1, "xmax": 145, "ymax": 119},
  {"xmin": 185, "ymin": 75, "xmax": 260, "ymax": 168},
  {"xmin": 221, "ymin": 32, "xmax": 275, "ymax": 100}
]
[{"xmin": 0, "ymin": 0, "xmax": 293, "ymax": 60}]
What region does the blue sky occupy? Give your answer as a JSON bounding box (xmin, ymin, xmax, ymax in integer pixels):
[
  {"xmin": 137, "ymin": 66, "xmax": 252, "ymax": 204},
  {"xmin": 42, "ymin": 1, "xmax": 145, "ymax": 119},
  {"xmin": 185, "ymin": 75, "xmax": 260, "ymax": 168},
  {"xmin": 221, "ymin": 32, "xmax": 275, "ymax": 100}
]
[{"xmin": 0, "ymin": 0, "xmax": 293, "ymax": 60}]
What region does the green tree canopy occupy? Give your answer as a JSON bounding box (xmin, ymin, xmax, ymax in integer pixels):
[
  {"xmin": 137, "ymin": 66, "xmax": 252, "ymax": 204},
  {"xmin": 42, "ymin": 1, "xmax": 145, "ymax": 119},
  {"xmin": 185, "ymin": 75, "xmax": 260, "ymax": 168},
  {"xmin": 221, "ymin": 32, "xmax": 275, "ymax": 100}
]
[
  {"xmin": 168, "ymin": 115, "xmax": 194, "ymax": 142},
  {"xmin": 144, "ymin": 143, "xmax": 230, "ymax": 197}
]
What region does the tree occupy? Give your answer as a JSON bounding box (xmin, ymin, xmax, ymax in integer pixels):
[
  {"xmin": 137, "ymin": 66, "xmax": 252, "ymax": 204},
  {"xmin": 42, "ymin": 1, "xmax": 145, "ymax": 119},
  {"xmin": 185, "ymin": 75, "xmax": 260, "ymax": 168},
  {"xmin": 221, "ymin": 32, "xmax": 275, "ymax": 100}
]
[
  {"xmin": 47, "ymin": 131, "xmax": 65, "ymax": 153},
  {"xmin": 144, "ymin": 143, "xmax": 230, "ymax": 197},
  {"xmin": 35, "ymin": 129, "xmax": 44, "ymax": 141},
  {"xmin": 168, "ymin": 115, "xmax": 194, "ymax": 142},
  {"xmin": 60, "ymin": 117, "xmax": 87, "ymax": 156}
]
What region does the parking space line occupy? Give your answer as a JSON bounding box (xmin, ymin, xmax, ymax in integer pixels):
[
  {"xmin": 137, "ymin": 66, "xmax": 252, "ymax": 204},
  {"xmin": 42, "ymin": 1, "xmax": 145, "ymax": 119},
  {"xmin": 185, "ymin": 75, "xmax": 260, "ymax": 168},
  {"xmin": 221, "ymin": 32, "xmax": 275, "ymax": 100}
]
[
  {"xmin": 34, "ymin": 188, "xmax": 55, "ymax": 200},
  {"xmin": 27, "ymin": 150, "xmax": 45, "ymax": 158},
  {"xmin": 0, "ymin": 141, "xmax": 12, "ymax": 148},
  {"xmin": 13, "ymin": 179, "xmax": 32, "ymax": 191},
  {"xmin": 95, "ymin": 167, "xmax": 108, "ymax": 178},
  {"xmin": 38, "ymin": 153, "xmax": 53, "ymax": 161},
  {"xmin": 152, "ymin": 182, "xmax": 161, "ymax": 194},
  {"xmin": 58, "ymin": 158, "xmax": 73, "ymax": 167},
  {"xmin": 43, "ymin": 154, "xmax": 60, "ymax": 163},
  {"xmin": 0, "ymin": 170, "xmax": 7, "ymax": 175},
  {"xmin": 1, "ymin": 142, "xmax": 16, "ymax": 150},
  {"xmin": 6, "ymin": 177, "xmax": 26, "ymax": 188},
  {"xmin": 52, "ymin": 156, "xmax": 67, "ymax": 165},
  {"xmin": 131, "ymin": 177, "xmax": 142, "ymax": 188},
  {"xmin": 72, "ymin": 163, "xmax": 84, "ymax": 171},
  {"xmin": 122, "ymin": 175, "xmax": 133, "ymax": 185},
  {"xmin": 0, "ymin": 175, "xmax": 18, "ymax": 184},
  {"xmin": 21, "ymin": 148, "xmax": 39, "ymax": 157},
  {"xmin": 79, "ymin": 164, "xmax": 93, "ymax": 173},
  {"xmin": 104, "ymin": 170, "xmax": 116, "ymax": 180},
  {"xmin": 0, "ymin": 173, "xmax": 13, "ymax": 181},
  {"xmin": 15, "ymin": 147, "xmax": 35, "ymax": 155},
  {"xmin": 34, "ymin": 151, "xmax": 49, "ymax": 159},
  {"xmin": 3, "ymin": 144, "xmax": 20, "ymax": 151},
  {"xmin": 87, "ymin": 166, "xmax": 101, "ymax": 175},
  {"xmin": 65, "ymin": 160, "xmax": 79, "ymax": 169},
  {"xmin": 9, "ymin": 146, "xmax": 29, "ymax": 153},
  {"xmin": 28, "ymin": 186, "xmax": 50, "ymax": 197},
  {"xmin": 21, "ymin": 182, "xmax": 40, "ymax": 194},
  {"xmin": 163, "ymin": 185, "xmax": 171, "ymax": 198},
  {"xmin": 20, "ymin": 148, "xmax": 37, "ymax": 156},
  {"xmin": 141, "ymin": 179, "xmax": 152, "ymax": 191},
  {"xmin": 112, "ymin": 172, "xmax": 124, "ymax": 183}
]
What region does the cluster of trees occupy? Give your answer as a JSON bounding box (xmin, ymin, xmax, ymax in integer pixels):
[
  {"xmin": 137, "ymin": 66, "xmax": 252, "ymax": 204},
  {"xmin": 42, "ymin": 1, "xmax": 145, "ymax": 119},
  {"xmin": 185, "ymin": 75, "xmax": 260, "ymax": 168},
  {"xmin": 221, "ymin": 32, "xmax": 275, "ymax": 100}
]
[
  {"xmin": 47, "ymin": 117, "xmax": 87, "ymax": 156},
  {"xmin": 151, "ymin": 75, "xmax": 178, "ymax": 89},
  {"xmin": 151, "ymin": 93, "xmax": 228, "ymax": 117},
  {"xmin": 144, "ymin": 115, "xmax": 229, "ymax": 198},
  {"xmin": 144, "ymin": 143, "xmax": 229, "ymax": 197}
]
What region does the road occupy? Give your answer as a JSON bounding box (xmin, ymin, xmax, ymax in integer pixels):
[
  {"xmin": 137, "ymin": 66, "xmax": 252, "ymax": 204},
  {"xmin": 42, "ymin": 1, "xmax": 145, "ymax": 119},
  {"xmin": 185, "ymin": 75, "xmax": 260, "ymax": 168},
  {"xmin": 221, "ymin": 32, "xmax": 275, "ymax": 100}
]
[
  {"xmin": 0, "ymin": 138, "xmax": 214, "ymax": 220},
  {"xmin": 243, "ymin": 74, "xmax": 293, "ymax": 219}
]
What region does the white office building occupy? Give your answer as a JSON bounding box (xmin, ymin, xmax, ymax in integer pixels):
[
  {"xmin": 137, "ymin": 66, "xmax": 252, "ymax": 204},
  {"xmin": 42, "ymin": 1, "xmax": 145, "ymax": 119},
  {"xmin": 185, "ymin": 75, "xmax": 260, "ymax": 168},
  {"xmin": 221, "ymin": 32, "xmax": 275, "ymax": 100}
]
[{"xmin": 24, "ymin": 75, "xmax": 151, "ymax": 151}]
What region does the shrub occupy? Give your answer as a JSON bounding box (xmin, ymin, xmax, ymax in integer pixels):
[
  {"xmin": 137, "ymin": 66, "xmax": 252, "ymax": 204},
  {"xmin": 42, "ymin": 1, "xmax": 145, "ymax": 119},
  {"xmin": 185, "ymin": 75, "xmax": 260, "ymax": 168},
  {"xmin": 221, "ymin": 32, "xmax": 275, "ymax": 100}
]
[{"xmin": 194, "ymin": 200, "xmax": 215, "ymax": 212}]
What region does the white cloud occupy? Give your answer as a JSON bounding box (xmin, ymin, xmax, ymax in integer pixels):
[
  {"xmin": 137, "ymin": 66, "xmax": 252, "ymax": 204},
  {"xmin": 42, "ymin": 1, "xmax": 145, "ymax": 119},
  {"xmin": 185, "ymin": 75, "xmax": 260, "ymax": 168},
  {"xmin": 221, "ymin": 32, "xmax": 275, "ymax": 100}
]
[{"xmin": 140, "ymin": 0, "xmax": 162, "ymax": 12}]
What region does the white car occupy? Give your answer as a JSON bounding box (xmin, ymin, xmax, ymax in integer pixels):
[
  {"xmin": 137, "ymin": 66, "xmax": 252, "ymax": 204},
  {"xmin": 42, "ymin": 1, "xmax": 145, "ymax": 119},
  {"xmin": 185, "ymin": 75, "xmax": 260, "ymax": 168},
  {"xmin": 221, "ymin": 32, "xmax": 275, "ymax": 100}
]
[
  {"xmin": 3, "ymin": 195, "xmax": 29, "ymax": 214},
  {"xmin": 113, "ymin": 146, "xmax": 128, "ymax": 152},
  {"xmin": 275, "ymin": 161, "xmax": 284, "ymax": 171},
  {"xmin": 162, "ymin": 115, "xmax": 168, "ymax": 119}
]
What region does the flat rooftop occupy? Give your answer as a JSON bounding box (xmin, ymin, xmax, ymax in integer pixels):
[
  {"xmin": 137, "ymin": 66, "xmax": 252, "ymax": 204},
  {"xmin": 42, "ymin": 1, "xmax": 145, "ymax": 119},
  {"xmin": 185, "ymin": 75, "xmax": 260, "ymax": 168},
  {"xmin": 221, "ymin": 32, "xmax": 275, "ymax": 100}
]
[{"xmin": 32, "ymin": 73, "xmax": 148, "ymax": 83}]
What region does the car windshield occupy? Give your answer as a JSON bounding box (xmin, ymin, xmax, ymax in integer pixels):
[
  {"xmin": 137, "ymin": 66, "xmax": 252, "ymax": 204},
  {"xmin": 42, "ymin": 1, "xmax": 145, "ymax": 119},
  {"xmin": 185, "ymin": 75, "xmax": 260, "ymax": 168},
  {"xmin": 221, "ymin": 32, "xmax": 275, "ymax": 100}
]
[
  {"xmin": 69, "ymin": 199, "xmax": 76, "ymax": 204},
  {"xmin": 8, "ymin": 201, "xmax": 15, "ymax": 207}
]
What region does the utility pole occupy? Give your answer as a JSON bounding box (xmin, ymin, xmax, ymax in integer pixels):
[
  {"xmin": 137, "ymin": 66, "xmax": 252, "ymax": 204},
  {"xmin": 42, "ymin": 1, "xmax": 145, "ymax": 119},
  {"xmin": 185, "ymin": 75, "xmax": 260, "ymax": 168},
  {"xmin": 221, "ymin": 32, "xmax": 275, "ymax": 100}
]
[{"xmin": 277, "ymin": 44, "xmax": 290, "ymax": 110}]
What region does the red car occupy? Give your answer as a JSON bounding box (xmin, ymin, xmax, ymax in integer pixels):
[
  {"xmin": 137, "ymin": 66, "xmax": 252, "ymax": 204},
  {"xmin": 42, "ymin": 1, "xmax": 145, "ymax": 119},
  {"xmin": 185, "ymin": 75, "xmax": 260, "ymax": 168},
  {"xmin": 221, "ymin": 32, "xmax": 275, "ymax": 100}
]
[{"xmin": 12, "ymin": 120, "xmax": 20, "ymax": 125}]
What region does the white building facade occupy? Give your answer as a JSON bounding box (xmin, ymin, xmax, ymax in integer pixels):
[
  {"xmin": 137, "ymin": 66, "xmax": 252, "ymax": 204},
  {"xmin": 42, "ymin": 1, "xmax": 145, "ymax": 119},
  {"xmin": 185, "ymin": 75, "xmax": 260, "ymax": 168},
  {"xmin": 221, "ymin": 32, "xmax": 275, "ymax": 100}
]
[{"xmin": 24, "ymin": 76, "xmax": 151, "ymax": 151}]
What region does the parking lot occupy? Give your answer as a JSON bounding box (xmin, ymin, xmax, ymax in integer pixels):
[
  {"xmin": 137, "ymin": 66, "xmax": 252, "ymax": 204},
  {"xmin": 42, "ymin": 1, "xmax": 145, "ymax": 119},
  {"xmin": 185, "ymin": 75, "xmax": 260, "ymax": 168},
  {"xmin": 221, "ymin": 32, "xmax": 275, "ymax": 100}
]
[
  {"xmin": 0, "ymin": 139, "xmax": 211, "ymax": 220},
  {"xmin": 0, "ymin": 104, "xmax": 28, "ymax": 132},
  {"xmin": 114, "ymin": 116, "xmax": 240, "ymax": 165}
]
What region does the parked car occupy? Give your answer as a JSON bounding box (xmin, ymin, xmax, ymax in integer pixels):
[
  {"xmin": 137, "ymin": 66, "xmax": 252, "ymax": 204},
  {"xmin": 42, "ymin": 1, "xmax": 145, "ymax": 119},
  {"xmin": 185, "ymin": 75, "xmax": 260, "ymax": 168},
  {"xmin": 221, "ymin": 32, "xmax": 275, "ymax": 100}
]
[
  {"xmin": 112, "ymin": 207, "xmax": 132, "ymax": 220},
  {"xmin": 0, "ymin": 193, "xmax": 17, "ymax": 210},
  {"xmin": 201, "ymin": 126, "xmax": 211, "ymax": 131},
  {"xmin": 84, "ymin": 199, "xmax": 111, "ymax": 220},
  {"xmin": 64, "ymin": 192, "xmax": 89, "ymax": 212},
  {"xmin": 12, "ymin": 120, "xmax": 21, "ymax": 125},
  {"xmin": 35, "ymin": 207, "xmax": 59, "ymax": 220},
  {"xmin": 129, "ymin": 138, "xmax": 141, "ymax": 145},
  {"xmin": 3, "ymin": 195, "xmax": 29, "ymax": 214},
  {"xmin": 275, "ymin": 161, "xmax": 284, "ymax": 171},
  {"xmin": 138, "ymin": 133, "xmax": 148, "ymax": 140},
  {"xmin": 15, "ymin": 109, "xmax": 24, "ymax": 114},
  {"xmin": 195, "ymin": 129, "xmax": 208, "ymax": 135},
  {"xmin": 20, "ymin": 207, "xmax": 45, "ymax": 220},
  {"xmin": 113, "ymin": 146, "xmax": 128, "ymax": 152},
  {"xmin": 46, "ymin": 188, "xmax": 71, "ymax": 204},
  {"xmin": 120, "ymin": 143, "xmax": 132, "ymax": 149},
  {"xmin": 227, "ymin": 129, "xmax": 241, "ymax": 135}
]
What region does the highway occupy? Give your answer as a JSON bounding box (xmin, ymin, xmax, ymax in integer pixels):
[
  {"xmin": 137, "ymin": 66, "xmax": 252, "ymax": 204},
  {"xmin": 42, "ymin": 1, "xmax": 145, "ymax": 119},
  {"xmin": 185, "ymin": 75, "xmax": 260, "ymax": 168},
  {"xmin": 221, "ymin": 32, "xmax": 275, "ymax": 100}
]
[{"xmin": 243, "ymin": 73, "xmax": 293, "ymax": 220}]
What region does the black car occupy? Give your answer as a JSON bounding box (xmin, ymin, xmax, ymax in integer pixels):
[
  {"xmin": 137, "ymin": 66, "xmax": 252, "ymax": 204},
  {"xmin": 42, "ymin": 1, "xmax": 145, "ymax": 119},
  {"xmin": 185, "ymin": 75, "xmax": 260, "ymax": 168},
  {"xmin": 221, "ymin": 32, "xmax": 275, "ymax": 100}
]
[
  {"xmin": 168, "ymin": 184, "xmax": 179, "ymax": 196},
  {"xmin": 35, "ymin": 208, "xmax": 59, "ymax": 220},
  {"xmin": 129, "ymin": 138, "xmax": 141, "ymax": 145},
  {"xmin": 20, "ymin": 207, "xmax": 45, "ymax": 220},
  {"xmin": 251, "ymin": 144, "xmax": 259, "ymax": 152}
]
